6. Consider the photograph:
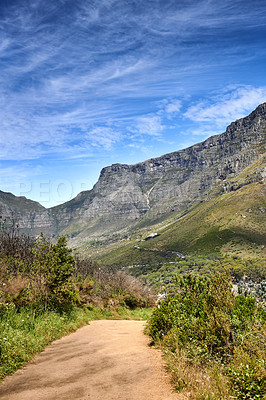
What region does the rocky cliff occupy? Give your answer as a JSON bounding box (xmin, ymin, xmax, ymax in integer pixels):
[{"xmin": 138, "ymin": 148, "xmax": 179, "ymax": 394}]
[{"xmin": 1, "ymin": 103, "xmax": 265, "ymax": 242}]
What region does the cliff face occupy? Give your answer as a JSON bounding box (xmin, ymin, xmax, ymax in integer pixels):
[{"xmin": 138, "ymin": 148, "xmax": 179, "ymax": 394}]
[
  {"xmin": 0, "ymin": 190, "xmax": 45, "ymax": 230},
  {"xmin": 1, "ymin": 103, "xmax": 265, "ymax": 240}
]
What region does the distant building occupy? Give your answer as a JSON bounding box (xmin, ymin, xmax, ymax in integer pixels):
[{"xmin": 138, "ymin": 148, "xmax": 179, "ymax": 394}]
[{"xmin": 144, "ymin": 233, "xmax": 160, "ymax": 241}]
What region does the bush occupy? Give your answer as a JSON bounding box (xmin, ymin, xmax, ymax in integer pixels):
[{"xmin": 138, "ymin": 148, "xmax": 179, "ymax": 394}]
[
  {"xmin": 147, "ymin": 272, "xmax": 266, "ymax": 399},
  {"xmin": 0, "ymin": 216, "xmax": 33, "ymax": 270},
  {"xmin": 30, "ymin": 234, "xmax": 78, "ymax": 310},
  {"xmin": 148, "ymin": 273, "xmax": 234, "ymax": 359},
  {"xmin": 74, "ymin": 257, "xmax": 155, "ymax": 309},
  {"xmin": 0, "ymin": 222, "xmax": 79, "ymax": 311},
  {"xmin": 228, "ymin": 356, "xmax": 265, "ymax": 399}
]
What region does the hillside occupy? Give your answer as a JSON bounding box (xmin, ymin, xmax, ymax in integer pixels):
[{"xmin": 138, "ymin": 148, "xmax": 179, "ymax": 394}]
[
  {"xmin": 0, "ymin": 191, "xmax": 44, "ymax": 213},
  {"xmin": 58, "ymin": 102, "xmax": 266, "ymax": 244},
  {"xmin": 74, "ymin": 105, "xmax": 266, "ymax": 266},
  {"xmin": 94, "ymin": 174, "xmax": 265, "ymax": 269},
  {"xmin": 0, "ymin": 103, "xmax": 265, "ymax": 262}
]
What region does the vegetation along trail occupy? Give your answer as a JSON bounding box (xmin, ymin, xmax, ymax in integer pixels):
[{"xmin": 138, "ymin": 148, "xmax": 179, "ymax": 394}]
[{"xmin": 0, "ymin": 320, "xmax": 183, "ymax": 400}]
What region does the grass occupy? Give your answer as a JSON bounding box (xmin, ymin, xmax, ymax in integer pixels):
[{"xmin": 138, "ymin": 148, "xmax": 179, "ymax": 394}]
[
  {"xmin": 90, "ymin": 181, "xmax": 266, "ymax": 268},
  {"xmin": 164, "ymin": 348, "xmax": 233, "ymax": 399},
  {"xmin": 0, "ymin": 305, "xmax": 153, "ymax": 381},
  {"xmin": 145, "ymin": 183, "xmax": 266, "ymax": 255},
  {"xmin": 146, "ymin": 272, "xmax": 266, "ymax": 399}
]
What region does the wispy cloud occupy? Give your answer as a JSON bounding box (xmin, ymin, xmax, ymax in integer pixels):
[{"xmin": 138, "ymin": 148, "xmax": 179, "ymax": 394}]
[
  {"xmin": 185, "ymin": 86, "xmax": 266, "ymax": 126},
  {"xmin": 0, "ymin": 0, "xmax": 266, "ymax": 204},
  {"xmin": 164, "ymin": 100, "xmax": 182, "ymax": 115},
  {"xmin": 175, "ymin": 85, "xmax": 266, "ymax": 150},
  {"xmin": 86, "ymin": 127, "xmax": 122, "ymax": 149},
  {"xmin": 134, "ymin": 115, "xmax": 164, "ymax": 137}
]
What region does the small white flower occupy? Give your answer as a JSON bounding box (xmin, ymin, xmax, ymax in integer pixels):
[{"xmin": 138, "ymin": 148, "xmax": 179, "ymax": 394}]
[
  {"xmin": 2, "ymin": 283, "xmax": 6, "ymax": 286},
  {"xmin": 3, "ymin": 338, "xmax": 7, "ymax": 340},
  {"xmin": 21, "ymin": 320, "xmax": 24, "ymax": 322}
]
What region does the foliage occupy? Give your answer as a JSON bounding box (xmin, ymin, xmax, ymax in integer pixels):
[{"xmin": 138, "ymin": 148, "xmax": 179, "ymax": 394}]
[
  {"xmin": 147, "ymin": 272, "xmax": 266, "ymax": 399},
  {"xmin": 0, "ymin": 230, "xmax": 79, "ymax": 312},
  {"xmin": 0, "ymin": 221, "xmax": 154, "ymax": 381},
  {"xmin": 0, "ymin": 218, "xmax": 155, "ymax": 313},
  {"xmin": 227, "ymin": 354, "xmax": 265, "ymax": 400},
  {"xmin": 0, "ymin": 216, "xmax": 33, "ymax": 271},
  {"xmin": 134, "ymin": 254, "xmax": 266, "ymax": 307},
  {"xmin": 30, "ymin": 234, "xmax": 78, "ymax": 310},
  {"xmin": 74, "ymin": 257, "xmax": 155, "ymax": 309}
]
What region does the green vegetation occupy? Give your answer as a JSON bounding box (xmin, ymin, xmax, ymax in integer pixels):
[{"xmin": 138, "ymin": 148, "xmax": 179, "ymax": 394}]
[
  {"xmin": 133, "ymin": 255, "xmax": 266, "ymax": 304},
  {"xmin": 0, "ymin": 306, "xmax": 90, "ymax": 379},
  {"xmin": 146, "ymin": 273, "xmax": 266, "ymax": 399},
  {"xmin": 89, "ymin": 181, "xmax": 265, "ymax": 268},
  {"xmin": 0, "ymin": 218, "xmax": 154, "ymax": 381},
  {"xmin": 0, "ymin": 305, "xmax": 153, "ymax": 380}
]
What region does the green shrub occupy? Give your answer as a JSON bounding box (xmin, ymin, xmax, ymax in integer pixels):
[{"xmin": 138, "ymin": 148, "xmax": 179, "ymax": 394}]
[
  {"xmin": 29, "ymin": 234, "xmax": 78, "ymax": 310},
  {"xmin": 228, "ymin": 363, "xmax": 265, "ymax": 399},
  {"xmin": 148, "ymin": 273, "xmax": 234, "ymax": 359},
  {"xmin": 147, "ymin": 272, "xmax": 266, "ymax": 399}
]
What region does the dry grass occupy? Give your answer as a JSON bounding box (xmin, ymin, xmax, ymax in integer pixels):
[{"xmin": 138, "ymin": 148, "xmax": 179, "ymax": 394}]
[
  {"xmin": 165, "ymin": 348, "xmax": 234, "ymax": 400},
  {"xmin": 0, "ymin": 260, "xmax": 30, "ymax": 307},
  {"xmin": 74, "ymin": 257, "xmax": 156, "ymax": 308}
]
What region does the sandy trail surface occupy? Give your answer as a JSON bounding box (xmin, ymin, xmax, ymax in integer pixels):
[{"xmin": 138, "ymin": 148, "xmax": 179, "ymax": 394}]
[{"xmin": 0, "ymin": 320, "xmax": 183, "ymax": 400}]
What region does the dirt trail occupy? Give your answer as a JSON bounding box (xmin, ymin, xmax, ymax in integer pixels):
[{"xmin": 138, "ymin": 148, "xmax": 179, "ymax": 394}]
[{"xmin": 0, "ymin": 320, "xmax": 184, "ymax": 400}]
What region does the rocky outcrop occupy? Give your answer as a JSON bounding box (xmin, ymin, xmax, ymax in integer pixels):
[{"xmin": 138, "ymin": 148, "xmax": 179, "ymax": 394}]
[
  {"xmin": 1, "ymin": 103, "xmax": 265, "ymax": 240},
  {"xmin": 0, "ymin": 191, "xmax": 46, "ymax": 232}
]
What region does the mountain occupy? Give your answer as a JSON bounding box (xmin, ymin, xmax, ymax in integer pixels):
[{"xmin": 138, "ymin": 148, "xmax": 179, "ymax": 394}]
[
  {"xmin": 0, "ymin": 103, "xmax": 265, "ymax": 262},
  {"xmin": 0, "ymin": 190, "xmax": 45, "ymax": 228},
  {"xmin": 96, "ymin": 165, "xmax": 265, "ymax": 269}
]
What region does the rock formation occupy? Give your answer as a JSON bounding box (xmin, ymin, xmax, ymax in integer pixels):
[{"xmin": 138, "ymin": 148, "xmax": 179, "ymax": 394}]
[{"xmin": 1, "ymin": 103, "xmax": 265, "ymax": 243}]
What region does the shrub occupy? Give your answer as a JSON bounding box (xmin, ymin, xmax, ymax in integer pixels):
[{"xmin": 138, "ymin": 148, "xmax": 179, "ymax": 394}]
[
  {"xmin": 0, "ymin": 216, "xmax": 33, "ymax": 270},
  {"xmin": 148, "ymin": 272, "xmax": 234, "ymax": 359},
  {"xmin": 74, "ymin": 257, "xmax": 155, "ymax": 309},
  {"xmin": 228, "ymin": 354, "xmax": 265, "ymax": 399},
  {"xmin": 147, "ymin": 272, "xmax": 266, "ymax": 399},
  {"xmin": 29, "ymin": 234, "xmax": 78, "ymax": 310}
]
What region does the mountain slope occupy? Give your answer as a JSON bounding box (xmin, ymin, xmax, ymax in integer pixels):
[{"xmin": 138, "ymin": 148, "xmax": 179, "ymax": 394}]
[
  {"xmin": 0, "ymin": 191, "xmax": 45, "ymax": 230},
  {"xmin": 92, "ymin": 162, "xmax": 265, "ymax": 268},
  {"xmin": 0, "ymin": 190, "xmax": 44, "ymax": 212},
  {"xmin": 0, "ymin": 103, "xmax": 265, "ymax": 253},
  {"xmin": 59, "ymin": 102, "xmax": 266, "ymax": 245}
]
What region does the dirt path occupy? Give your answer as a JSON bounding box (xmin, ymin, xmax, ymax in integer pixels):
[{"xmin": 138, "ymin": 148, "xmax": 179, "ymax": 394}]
[{"xmin": 0, "ymin": 320, "xmax": 184, "ymax": 400}]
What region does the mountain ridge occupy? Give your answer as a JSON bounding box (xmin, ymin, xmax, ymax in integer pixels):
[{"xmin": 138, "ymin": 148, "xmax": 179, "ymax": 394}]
[{"xmin": 0, "ymin": 103, "xmax": 265, "ymax": 254}]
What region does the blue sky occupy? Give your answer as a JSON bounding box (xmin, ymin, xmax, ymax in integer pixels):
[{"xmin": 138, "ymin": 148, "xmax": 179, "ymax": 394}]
[{"xmin": 0, "ymin": 0, "xmax": 266, "ymax": 207}]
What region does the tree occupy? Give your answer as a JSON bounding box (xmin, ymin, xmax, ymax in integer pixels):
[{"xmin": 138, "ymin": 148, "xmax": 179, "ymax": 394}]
[{"xmin": 31, "ymin": 235, "xmax": 77, "ymax": 310}]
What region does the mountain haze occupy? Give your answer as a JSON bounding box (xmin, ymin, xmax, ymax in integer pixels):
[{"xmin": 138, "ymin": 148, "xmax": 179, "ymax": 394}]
[{"xmin": 0, "ymin": 103, "xmax": 265, "ymax": 259}]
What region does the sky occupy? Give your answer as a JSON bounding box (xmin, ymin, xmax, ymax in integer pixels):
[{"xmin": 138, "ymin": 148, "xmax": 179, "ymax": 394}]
[{"xmin": 0, "ymin": 0, "xmax": 266, "ymax": 207}]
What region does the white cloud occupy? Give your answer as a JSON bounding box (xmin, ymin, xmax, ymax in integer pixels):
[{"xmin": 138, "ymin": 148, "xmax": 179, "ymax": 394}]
[
  {"xmin": 185, "ymin": 86, "xmax": 266, "ymax": 125},
  {"xmin": 164, "ymin": 100, "xmax": 182, "ymax": 115},
  {"xmin": 0, "ymin": 38, "xmax": 11, "ymax": 54},
  {"xmin": 135, "ymin": 116, "xmax": 164, "ymax": 137},
  {"xmin": 0, "ymin": 0, "xmax": 266, "ymax": 164},
  {"xmin": 86, "ymin": 127, "xmax": 122, "ymax": 150},
  {"xmin": 129, "ymin": 98, "xmax": 182, "ymax": 140}
]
